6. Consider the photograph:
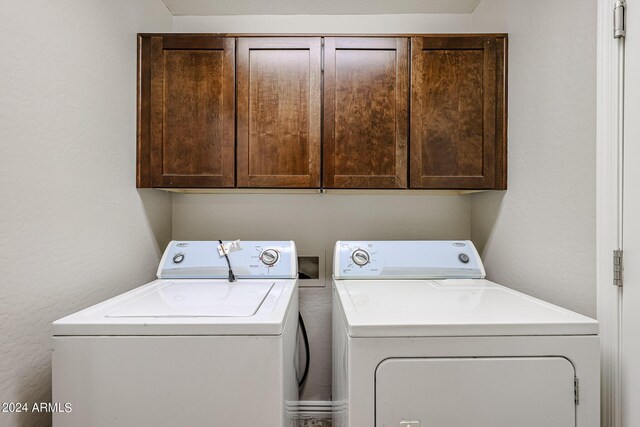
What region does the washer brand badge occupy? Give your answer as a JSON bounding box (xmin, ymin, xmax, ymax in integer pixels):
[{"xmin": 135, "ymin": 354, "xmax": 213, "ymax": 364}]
[
  {"xmin": 453, "ymin": 242, "xmax": 466, "ymax": 247},
  {"xmin": 177, "ymin": 243, "xmax": 189, "ymax": 247}
]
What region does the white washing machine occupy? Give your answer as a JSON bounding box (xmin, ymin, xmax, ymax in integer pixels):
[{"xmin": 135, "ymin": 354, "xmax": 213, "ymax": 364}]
[
  {"xmin": 332, "ymin": 240, "xmax": 599, "ymax": 427},
  {"xmin": 53, "ymin": 241, "xmax": 298, "ymax": 427}
]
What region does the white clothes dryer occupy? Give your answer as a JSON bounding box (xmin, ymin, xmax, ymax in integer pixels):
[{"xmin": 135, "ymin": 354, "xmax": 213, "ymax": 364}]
[{"xmin": 332, "ymin": 240, "xmax": 599, "ymax": 427}]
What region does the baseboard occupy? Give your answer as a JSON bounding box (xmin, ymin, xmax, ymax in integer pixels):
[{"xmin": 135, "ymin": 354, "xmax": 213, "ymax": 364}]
[
  {"xmin": 295, "ymin": 400, "xmax": 332, "ymax": 419},
  {"xmin": 286, "ymin": 400, "xmax": 332, "ymax": 426}
]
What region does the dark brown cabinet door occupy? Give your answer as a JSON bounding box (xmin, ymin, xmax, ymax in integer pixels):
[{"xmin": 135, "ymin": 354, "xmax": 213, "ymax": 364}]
[
  {"xmin": 237, "ymin": 37, "xmax": 322, "ymax": 188},
  {"xmin": 323, "ymin": 38, "xmax": 409, "ymax": 189},
  {"xmin": 410, "ymin": 35, "xmax": 507, "ymax": 189},
  {"xmin": 138, "ymin": 35, "xmax": 235, "ymax": 188}
]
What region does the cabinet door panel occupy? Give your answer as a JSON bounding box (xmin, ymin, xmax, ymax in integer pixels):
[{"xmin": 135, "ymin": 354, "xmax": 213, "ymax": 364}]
[
  {"xmin": 237, "ymin": 38, "xmax": 321, "ymax": 188},
  {"xmin": 324, "ymin": 38, "xmax": 408, "ymax": 189},
  {"xmin": 411, "ymin": 36, "xmax": 506, "ymax": 189},
  {"xmin": 145, "ymin": 36, "xmax": 235, "ymax": 188}
]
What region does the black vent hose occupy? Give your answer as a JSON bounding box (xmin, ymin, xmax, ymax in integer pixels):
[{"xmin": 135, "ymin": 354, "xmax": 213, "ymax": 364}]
[{"xmin": 298, "ymin": 312, "xmax": 310, "ymax": 388}]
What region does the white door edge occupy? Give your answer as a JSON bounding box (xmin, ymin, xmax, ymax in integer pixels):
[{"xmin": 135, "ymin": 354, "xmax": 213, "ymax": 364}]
[{"xmin": 596, "ymin": 1, "xmax": 624, "ymax": 427}]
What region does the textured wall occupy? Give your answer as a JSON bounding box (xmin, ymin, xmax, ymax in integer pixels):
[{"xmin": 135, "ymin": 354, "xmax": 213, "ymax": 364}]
[
  {"xmin": 0, "ymin": 2, "xmax": 173, "ymax": 426},
  {"xmin": 164, "ymin": 0, "xmax": 481, "ymax": 15},
  {"xmin": 172, "ymin": 194, "xmax": 471, "ymax": 400},
  {"xmin": 0, "ymin": 3, "xmax": 599, "ymax": 423},
  {"xmin": 172, "ymin": 13, "xmax": 471, "ymax": 33},
  {"xmin": 470, "ymin": 0, "xmax": 598, "ymax": 317}
]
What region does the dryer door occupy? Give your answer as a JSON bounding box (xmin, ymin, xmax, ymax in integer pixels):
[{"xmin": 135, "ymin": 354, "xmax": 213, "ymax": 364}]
[{"xmin": 375, "ymin": 357, "xmax": 576, "ymax": 427}]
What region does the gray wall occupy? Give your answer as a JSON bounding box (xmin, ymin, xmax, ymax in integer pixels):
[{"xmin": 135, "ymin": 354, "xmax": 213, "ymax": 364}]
[
  {"xmin": 0, "ymin": 1, "xmax": 598, "ymax": 418},
  {"xmin": 172, "ymin": 194, "xmax": 470, "ymax": 400},
  {"xmin": 0, "ymin": 2, "xmax": 173, "ymax": 426},
  {"xmin": 470, "ymin": 0, "xmax": 598, "ymax": 317},
  {"xmin": 171, "ymin": 12, "xmax": 474, "ymax": 402},
  {"xmin": 171, "ymin": 2, "xmax": 599, "ymax": 400}
]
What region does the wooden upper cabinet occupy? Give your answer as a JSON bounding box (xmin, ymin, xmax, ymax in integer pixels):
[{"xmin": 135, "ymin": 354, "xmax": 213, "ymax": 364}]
[
  {"xmin": 137, "ymin": 34, "xmax": 507, "ymax": 191},
  {"xmin": 323, "ymin": 38, "xmax": 408, "ymax": 189},
  {"xmin": 137, "ymin": 35, "xmax": 235, "ymax": 188},
  {"xmin": 237, "ymin": 38, "xmax": 322, "ymax": 188},
  {"xmin": 410, "ymin": 35, "xmax": 507, "ymax": 189}
]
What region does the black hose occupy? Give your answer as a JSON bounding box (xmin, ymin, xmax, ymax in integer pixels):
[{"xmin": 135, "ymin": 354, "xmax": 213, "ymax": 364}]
[
  {"xmin": 298, "ymin": 312, "xmax": 310, "ymax": 388},
  {"xmin": 218, "ymin": 240, "xmax": 236, "ymax": 282}
]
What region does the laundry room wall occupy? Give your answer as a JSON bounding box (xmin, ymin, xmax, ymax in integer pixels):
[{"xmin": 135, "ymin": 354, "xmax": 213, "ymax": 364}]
[
  {"xmin": 168, "ymin": 12, "xmax": 477, "ymax": 402},
  {"xmin": 172, "ymin": 13, "xmax": 471, "ymax": 33},
  {"xmin": 170, "ymin": 13, "xmax": 474, "ymax": 403},
  {"xmin": 469, "ymin": 0, "xmax": 598, "ymax": 317},
  {"xmin": 0, "ymin": 2, "xmax": 173, "ymax": 426},
  {"xmin": 172, "ymin": 2, "xmax": 599, "ymax": 401},
  {"xmin": 172, "ymin": 194, "xmax": 470, "ymax": 400}
]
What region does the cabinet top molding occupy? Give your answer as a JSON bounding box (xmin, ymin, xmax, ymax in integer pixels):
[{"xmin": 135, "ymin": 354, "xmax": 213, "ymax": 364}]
[{"xmin": 138, "ymin": 32, "xmax": 508, "ymax": 38}]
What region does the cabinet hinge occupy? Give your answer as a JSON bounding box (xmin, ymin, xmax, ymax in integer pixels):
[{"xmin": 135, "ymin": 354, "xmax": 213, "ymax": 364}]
[
  {"xmin": 574, "ymin": 377, "xmax": 580, "ymax": 405},
  {"xmin": 614, "ymin": 0, "xmax": 626, "ymax": 38},
  {"xmin": 321, "ymin": 38, "xmax": 325, "ymax": 72},
  {"xmin": 614, "ymin": 249, "xmax": 623, "ymax": 287}
]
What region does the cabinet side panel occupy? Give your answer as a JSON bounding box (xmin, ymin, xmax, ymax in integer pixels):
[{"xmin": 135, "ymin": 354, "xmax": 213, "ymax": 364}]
[
  {"xmin": 495, "ymin": 36, "xmax": 508, "ymax": 190},
  {"xmin": 137, "ymin": 35, "xmax": 152, "ymax": 188}
]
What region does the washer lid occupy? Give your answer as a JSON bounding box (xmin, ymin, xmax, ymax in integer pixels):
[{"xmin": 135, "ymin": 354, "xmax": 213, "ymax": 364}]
[
  {"xmin": 107, "ymin": 281, "xmax": 274, "ymax": 318},
  {"xmin": 335, "ymin": 279, "xmax": 598, "ymax": 337},
  {"xmin": 52, "ymin": 279, "xmax": 297, "ymax": 336}
]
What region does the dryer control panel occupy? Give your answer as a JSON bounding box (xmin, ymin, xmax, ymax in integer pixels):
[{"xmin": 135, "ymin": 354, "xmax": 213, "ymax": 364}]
[
  {"xmin": 158, "ymin": 241, "xmax": 297, "ymax": 279},
  {"xmin": 333, "ymin": 241, "xmax": 485, "ymax": 280}
]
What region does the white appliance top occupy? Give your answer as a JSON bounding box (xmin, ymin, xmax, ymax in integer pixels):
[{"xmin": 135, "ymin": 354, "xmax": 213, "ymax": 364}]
[
  {"xmin": 53, "ymin": 241, "xmax": 298, "ymax": 336},
  {"xmin": 54, "ymin": 279, "xmax": 296, "ymax": 336},
  {"xmin": 335, "ymin": 279, "xmax": 598, "ymax": 337},
  {"xmin": 333, "ymin": 241, "xmax": 598, "ymax": 337},
  {"xmin": 333, "ymin": 240, "xmax": 485, "ymax": 280}
]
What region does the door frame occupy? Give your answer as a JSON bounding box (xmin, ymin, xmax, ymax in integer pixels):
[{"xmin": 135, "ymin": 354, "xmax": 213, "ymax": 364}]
[{"xmin": 597, "ymin": 0, "xmax": 625, "ymax": 426}]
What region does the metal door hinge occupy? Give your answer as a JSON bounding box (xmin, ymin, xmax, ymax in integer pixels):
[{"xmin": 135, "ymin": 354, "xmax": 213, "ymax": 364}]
[
  {"xmin": 574, "ymin": 377, "xmax": 580, "ymax": 405},
  {"xmin": 614, "ymin": 0, "xmax": 626, "ymax": 38},
  {"xmin": 614, "ymin": 249, "xmax": 623, "ymax": 287},
  {"xmin": 321, "ymin": 38, "xmax": 325, "ymax": 72}
]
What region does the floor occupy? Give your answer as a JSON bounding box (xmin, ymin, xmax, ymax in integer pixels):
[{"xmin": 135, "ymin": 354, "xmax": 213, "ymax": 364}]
[{"xmin": 297, "ymin": 418, "xmax": 332, "ymax": 427}]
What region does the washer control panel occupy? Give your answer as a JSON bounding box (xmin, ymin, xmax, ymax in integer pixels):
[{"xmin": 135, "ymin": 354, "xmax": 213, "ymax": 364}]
[
  {"xmin": 158, "ymin": 241, "xmax": 297, "ymax": 279},
  {"xmin": 333, "ymin": 241, "xmax": 485, "ymax": 280}
]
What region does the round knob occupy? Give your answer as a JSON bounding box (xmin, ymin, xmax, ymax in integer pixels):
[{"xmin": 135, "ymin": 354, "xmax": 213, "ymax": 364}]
[
  {"xmin": 260, "ymin": 249, "xmax": 280, "ymax": 266},
  {"xmin": 173, "ymin": 253, "xmax": 184, "ymax": 264},
  {"xmin": 351, "ymin": 249, "xmax": 370, "ymax": 266},
  {"xmin": 458, "ymin": 253, "xmax": 470, "ymax": 264}
]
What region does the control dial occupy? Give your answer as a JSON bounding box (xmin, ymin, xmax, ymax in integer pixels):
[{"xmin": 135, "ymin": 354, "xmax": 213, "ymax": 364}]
[
  {"xmin": 351, "ymin": 249, "xmax": 370, "ymax": 266},
  {"xmin": 259, "ymin": 249, "xmax": 280, "ymax": 266}
]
